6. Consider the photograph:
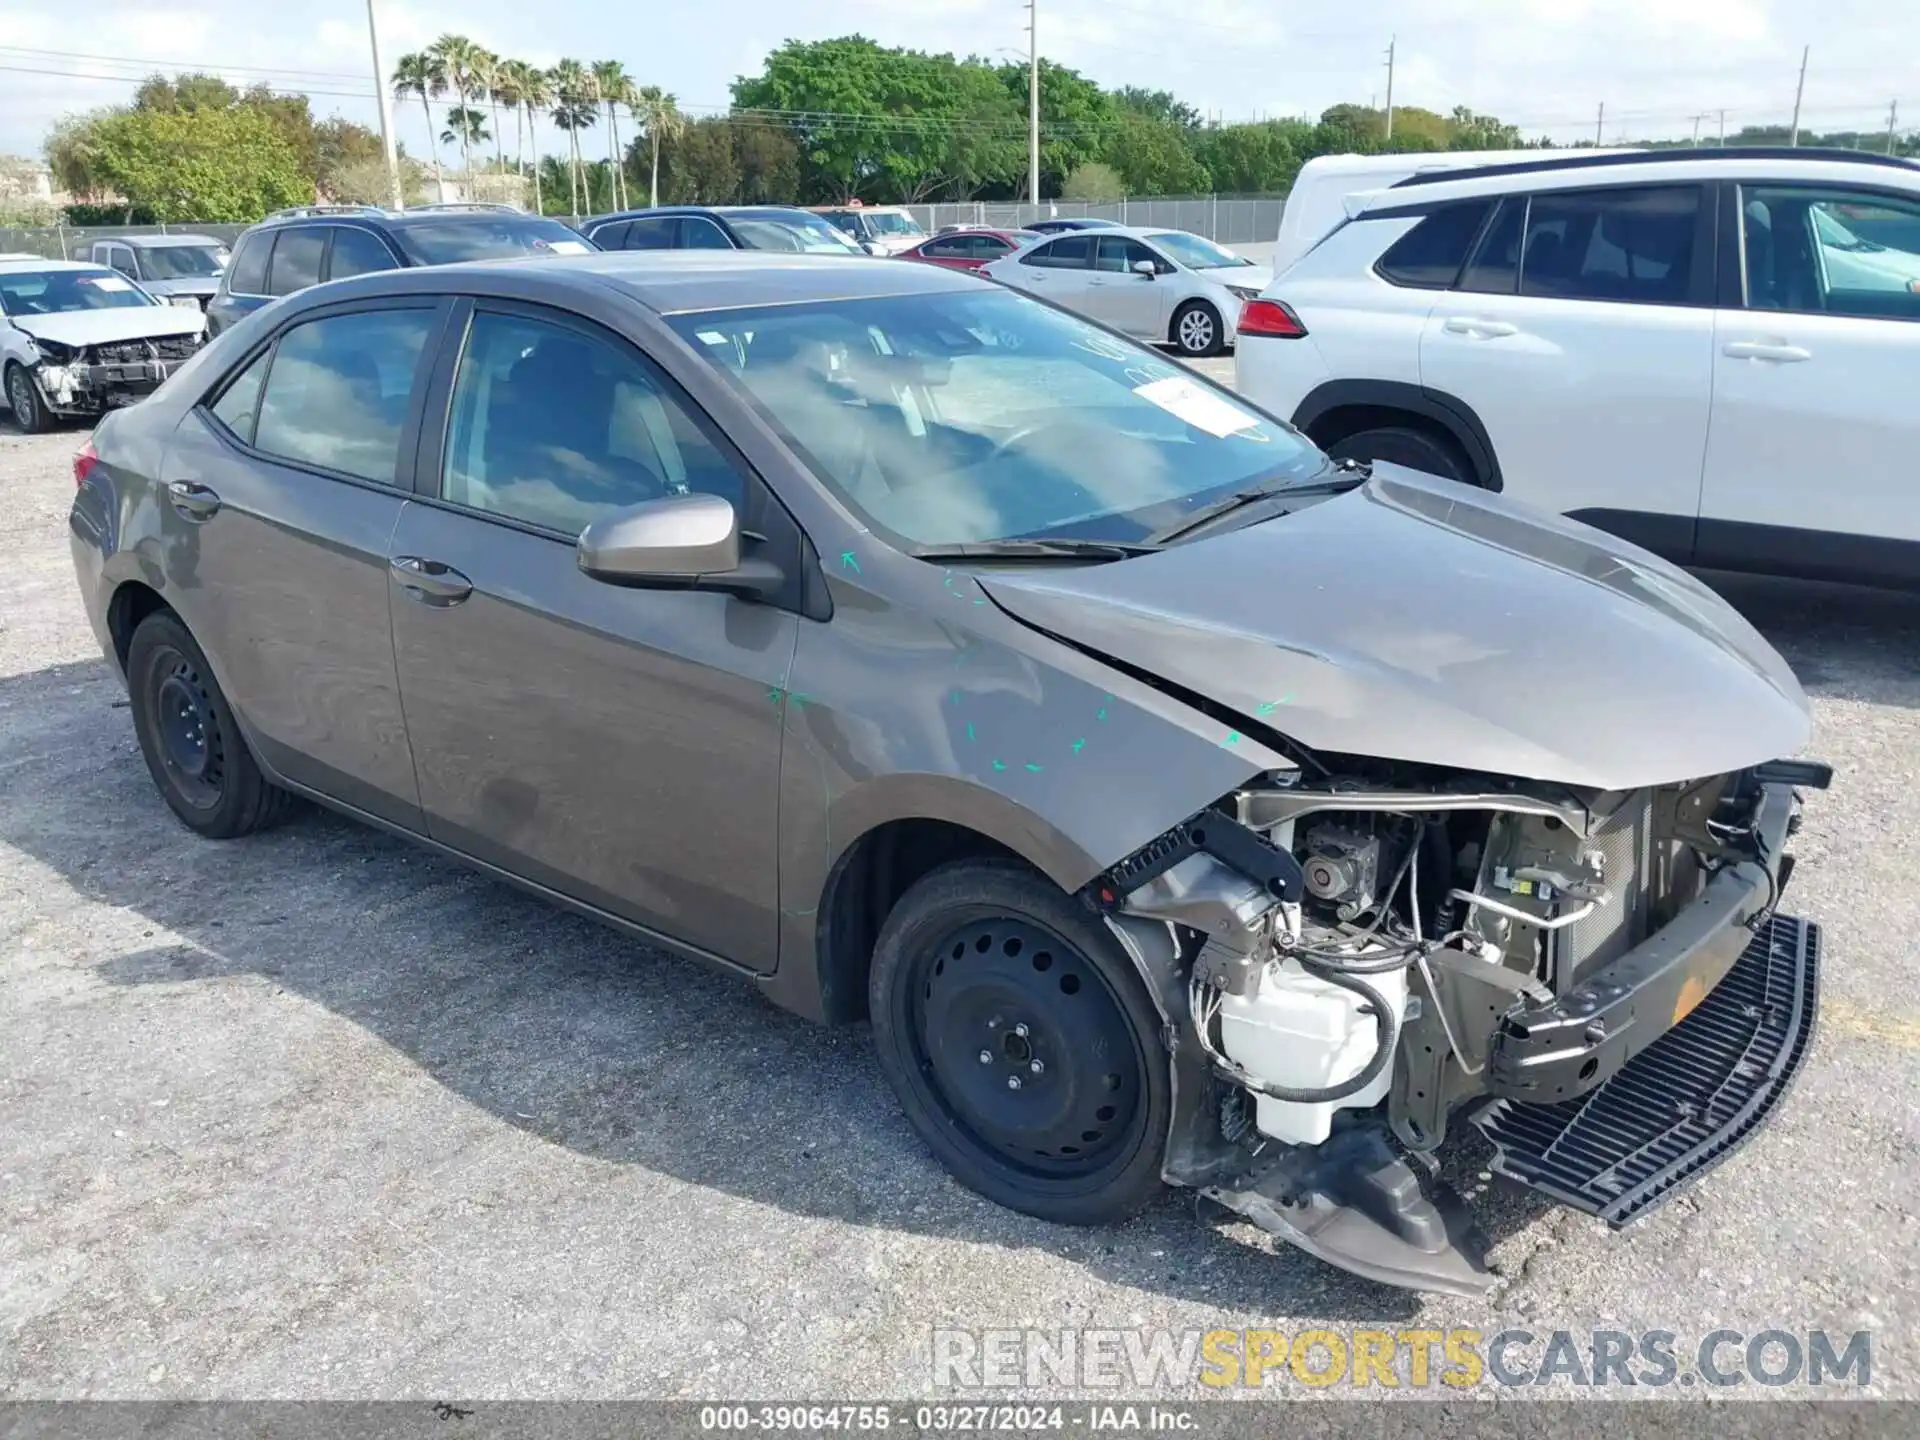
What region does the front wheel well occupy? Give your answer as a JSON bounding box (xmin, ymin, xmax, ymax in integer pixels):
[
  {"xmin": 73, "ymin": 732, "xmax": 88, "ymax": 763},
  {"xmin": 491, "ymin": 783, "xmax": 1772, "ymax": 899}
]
[
  {"xmin": 815, "ymin": 819, "xmax": 1026, "ymax": 1025},
  {"xmin": 107, "ymin": 581, "xmax": 170, "ymax": 672},
  {"xmin": 1301, "ymin": 403, "xmax": 1487, "ymax": 487}
]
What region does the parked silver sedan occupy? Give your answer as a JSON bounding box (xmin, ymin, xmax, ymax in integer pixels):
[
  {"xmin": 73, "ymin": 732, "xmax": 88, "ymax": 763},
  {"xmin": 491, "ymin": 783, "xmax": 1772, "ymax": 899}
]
[{"xmin": 982, "ymin": 226, "xmax": 1272, "ymax": 357}]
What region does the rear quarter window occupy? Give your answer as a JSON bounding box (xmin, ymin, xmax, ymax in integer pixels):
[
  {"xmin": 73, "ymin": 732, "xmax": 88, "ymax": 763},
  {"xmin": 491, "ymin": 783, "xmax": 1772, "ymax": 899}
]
[
  {"xmin": 227, "ymin": 234, "xmax": 270, "ymax": 295},
  {"xmin": 1374, "ymin": 201, "xmax": 1494, "ymax": 288}
]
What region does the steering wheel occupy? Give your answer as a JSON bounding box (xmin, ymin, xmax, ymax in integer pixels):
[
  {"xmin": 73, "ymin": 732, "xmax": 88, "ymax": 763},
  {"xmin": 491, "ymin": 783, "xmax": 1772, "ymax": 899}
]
[{"xmin": 990, "ymin": 414, "xmax": 1103, "ymax": 463}]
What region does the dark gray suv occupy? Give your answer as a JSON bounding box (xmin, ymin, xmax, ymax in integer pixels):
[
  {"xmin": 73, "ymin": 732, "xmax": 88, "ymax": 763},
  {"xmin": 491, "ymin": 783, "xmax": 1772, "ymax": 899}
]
[{"xmin": 69, "ymin": 251, "xmax": 1823, "ymax": 1297}]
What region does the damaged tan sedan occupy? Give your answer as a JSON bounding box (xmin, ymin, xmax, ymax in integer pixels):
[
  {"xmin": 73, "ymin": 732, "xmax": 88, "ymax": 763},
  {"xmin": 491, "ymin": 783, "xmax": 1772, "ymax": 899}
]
[{"xmin": 69, "ymin": 252, "xmax": 1825, "ymax": 1294}]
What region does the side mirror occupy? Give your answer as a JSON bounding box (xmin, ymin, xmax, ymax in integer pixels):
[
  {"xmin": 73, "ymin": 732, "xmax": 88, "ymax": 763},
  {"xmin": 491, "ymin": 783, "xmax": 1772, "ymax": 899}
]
[
  {"xmin": 577, "ymin": 493, "xmax": 784, "ymax": 602},
  {"xmin": 1131, "ymin": 259, "xmax": 1158, "ymax": 279}
]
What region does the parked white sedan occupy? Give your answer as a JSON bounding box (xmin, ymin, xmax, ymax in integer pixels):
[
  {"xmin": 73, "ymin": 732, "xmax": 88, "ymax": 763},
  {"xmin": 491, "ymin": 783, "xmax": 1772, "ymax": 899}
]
[{"xmin": 981, "ymin": 227, "xmax": 1271, "ymax": 356}]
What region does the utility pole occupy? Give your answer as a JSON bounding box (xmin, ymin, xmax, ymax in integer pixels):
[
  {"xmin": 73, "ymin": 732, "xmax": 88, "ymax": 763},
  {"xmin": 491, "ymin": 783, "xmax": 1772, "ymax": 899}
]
[
  {"xmin": 1718, "ymin": 108, "xmax": 1727, "ymax": 145},
  {"xmin": 1594, "ymin": 101, "xmax": 1604, "ymax": 148},
  {"xmin": 1690, "ymin": 113, "xmax": 1705, "ymax": 146},
  {"xmin": 1789, "ymin": 45, "xmax": 1809, "ymax": 146},
  {"xmin": 365, "ymin": 0, "xmax": 403, "ymax": 208},
  {"xmin": 1027, "ymin": 0, "xmax": 1040, "ymax": 209},
  {"xmin": 1889, "ymin": 99, "xmax": 1901, "ymax": 155},
  {"xmin": 1383, "ymin": 36, "xmax": 1396, "ymax": 142}
]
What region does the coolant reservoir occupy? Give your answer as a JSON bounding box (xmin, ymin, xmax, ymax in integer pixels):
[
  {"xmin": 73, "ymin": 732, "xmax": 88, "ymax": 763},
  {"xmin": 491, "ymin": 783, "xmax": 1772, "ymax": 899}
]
[{"xmin": 1218, "ymin": 959, "xmax": 1408, "ymax": 1147}]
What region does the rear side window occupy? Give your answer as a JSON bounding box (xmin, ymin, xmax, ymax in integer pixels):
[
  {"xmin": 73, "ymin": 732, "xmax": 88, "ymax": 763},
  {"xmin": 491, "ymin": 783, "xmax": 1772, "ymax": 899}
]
[
  {"xmin": 589, "ymin": 221, "xmax": 631, "ymax": 248},
  {"xmin": 623, "ymin": 217, "xmax": 676, "ymax": 249},
  {"xmin": 1023, "ymin": 235, "xmax": 1092, "ymax": 269},
  {"xmin": 327, "ymin": 226, "xmax": 400, "ymax": 280},
  {"xmin": 681, "ymin": 217, "xmax": 733, "ymax": 250},
  {"xmin": 1374, "ymin": 201, "xmax": 1492, "ymax": 289},
  {"xmin": 227, "ymin": 234, "xmax": 270, "ymax": 295},
  {"xmin": 251, "ymin": 309, "xmax": 436, "ymax": 483},
  {"xmin": 1460, "ymin": 197, "xmax": 1525, "ymax": 294},
  {"xmin": 1521, "ymin": 186, "xmax": 1701, "ymax": 305},
  {"xmin": 268, "ymin": 229, "xmax": 326, "ymax": 297}
]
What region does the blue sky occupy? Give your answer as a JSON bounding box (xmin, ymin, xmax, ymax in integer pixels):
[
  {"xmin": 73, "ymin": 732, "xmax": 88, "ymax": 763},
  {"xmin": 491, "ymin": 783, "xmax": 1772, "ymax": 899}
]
[{"xmin": 0, "ymin": 0, "xmax": 1908, "ymax": 165}]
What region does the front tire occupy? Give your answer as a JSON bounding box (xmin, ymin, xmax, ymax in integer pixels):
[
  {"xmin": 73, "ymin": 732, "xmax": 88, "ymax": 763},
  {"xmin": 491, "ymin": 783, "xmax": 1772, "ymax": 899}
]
[
  {"xmin": 5, "ymin": 363, "xmax": 50, "ymax": 434},
  {"xmin": 870, "ymin": 859, "xmax": 1169, "ymax": 1225},
  {"xmin": 1326, "ymin": 425, "xmax": 1474, "ymax": 484},
  {"xmin": 126, "ymin": 609, "xmax": 296, "ymax": 838},
  {"xmin": 1171, "ymin": 300, "xmax": 1225, "ymax": 357}
]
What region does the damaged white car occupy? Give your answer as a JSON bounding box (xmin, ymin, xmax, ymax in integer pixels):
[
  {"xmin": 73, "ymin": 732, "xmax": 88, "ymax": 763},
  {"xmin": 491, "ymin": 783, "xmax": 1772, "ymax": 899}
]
[{"xmin": 2, "ymin": 257, "xmax": 206, "ymax": 432}]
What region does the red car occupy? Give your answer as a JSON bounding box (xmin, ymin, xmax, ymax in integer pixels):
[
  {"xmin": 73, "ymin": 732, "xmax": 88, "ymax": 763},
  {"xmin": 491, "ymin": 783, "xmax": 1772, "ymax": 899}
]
[{"xmin": 896, "ymin": 228, "xmax": 1040, "ymax": 272}]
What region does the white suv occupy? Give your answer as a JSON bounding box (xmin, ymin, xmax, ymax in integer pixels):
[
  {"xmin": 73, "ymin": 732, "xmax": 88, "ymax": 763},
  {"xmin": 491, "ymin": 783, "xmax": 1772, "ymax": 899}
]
[{"xmin": 1236, "ymin": 148, "xmax": 1920, "ymax": 588}]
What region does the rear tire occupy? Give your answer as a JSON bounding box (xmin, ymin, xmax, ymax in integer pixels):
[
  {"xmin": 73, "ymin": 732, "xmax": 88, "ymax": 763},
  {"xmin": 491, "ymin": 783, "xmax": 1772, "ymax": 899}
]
[
  {"xmin": 1326, "ymin": 424, "xmax": 1474, "ymax": 484},
  {"xmin": 126, "ymin": 609, "xmax": 296, "ymax": 838},
  {"xmin": 869, "ymin": 859, "xmax": 1169, "ymax": 1225},
  {"xmin": 1170, "ymin": 300, "xmax": 1226, "ymax": 358},
  {"xmin": 5, "ymin": 363, "xmax": 50, "ymax": 435}
]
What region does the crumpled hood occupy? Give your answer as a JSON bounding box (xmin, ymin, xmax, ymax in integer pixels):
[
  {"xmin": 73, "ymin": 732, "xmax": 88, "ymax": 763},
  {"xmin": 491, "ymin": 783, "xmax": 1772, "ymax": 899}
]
[
  {"xmin": 11, "ymin": 307, "xmax": 205, "ymax": 349},
  {"xmin": 140, "ymin": 278, "xmax": 219, "ymax": 299},
  {"xmin": 980, "ymin": 465, "xmax": 1811, "ymax": 790}
]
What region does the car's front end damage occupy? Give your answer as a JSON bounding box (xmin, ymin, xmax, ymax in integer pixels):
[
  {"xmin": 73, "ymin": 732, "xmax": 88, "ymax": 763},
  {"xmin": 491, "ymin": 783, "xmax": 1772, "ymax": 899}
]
[
  {"xmin": 20, "ymin": 330, "xmax": 205, "ymax": 417},
  {"xmin": 1088, "ymin": 755, "xmax": 1824, "ymax": 1296}
]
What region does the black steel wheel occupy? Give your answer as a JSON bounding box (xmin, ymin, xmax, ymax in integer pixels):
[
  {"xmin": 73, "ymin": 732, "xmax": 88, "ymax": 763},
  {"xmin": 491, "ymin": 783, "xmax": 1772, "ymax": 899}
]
[
  {"xmin": 870, "ymin": 859, "xmax": 1169, "ymax": 1224},
  {"xmin": 126, "ymin": 609, "xmax": 295, "ymax": 838}
]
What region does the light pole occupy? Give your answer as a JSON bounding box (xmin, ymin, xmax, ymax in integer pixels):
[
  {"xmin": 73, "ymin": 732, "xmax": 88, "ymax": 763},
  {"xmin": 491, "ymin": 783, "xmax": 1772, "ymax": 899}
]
[
  {"xmin": 365, "ymin": 0, "xmax": 403, "ymax": 208},
  {"xmin": 1027, "ymin": 0, "xmax": 1040, "ymax": 209}
]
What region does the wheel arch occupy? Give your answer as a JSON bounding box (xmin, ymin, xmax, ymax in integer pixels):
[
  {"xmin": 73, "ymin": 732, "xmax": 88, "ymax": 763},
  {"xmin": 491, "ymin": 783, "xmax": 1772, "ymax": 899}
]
[
  {"xmin": 1292, "ymin": 379, "xmax": 1503, "ymax": 491},
  {"xmin": 106, "ymin": 578, "xmax": 172, "ymax": 672}
]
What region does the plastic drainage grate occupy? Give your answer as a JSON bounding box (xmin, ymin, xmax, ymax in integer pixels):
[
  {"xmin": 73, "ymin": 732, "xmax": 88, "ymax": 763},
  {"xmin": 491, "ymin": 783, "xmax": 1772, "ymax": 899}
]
[{"xmin": 1473, "ymin": 913, "xmax": 1819, "ymax": 1229}]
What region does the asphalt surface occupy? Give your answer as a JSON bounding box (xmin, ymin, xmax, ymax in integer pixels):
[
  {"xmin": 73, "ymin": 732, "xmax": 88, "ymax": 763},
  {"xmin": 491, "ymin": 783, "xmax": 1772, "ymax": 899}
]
[{"xmin": 3, "ymin": 383, "xmax": 1919, "ymax": 1401}]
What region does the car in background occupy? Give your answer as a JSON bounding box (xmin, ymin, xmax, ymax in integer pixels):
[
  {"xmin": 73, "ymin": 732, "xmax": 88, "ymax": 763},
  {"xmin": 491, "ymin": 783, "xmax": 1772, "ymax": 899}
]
[
  {"xmin": 1, "ymin": 257, "xmax": 205, "ymax": 432},
  {"xmin": 87, "ymin": 234, "xmax": 230, "ymax": 311},
  {"xmin": 583, "ymin": 206, "xmax": 865, "ymax": 256},
  {"xmin": 982, "ymin": 226, "xmax": 1271, "ymax": 356},
  {"xmin": 895, "ymin": 228, "xmax": 1040, "ymax": 272},
  {"xmin": 1234, "ymin": 146, "xmax": 1920, "ymax": 587},
  {"xmin": 1025, "ymin": 217, "xmax": 1126, "ymax": 234},
  {"xmin": 205, "ymin": 205, "xmax": 597, "ymax": 337},
  {"xmin": 810, "ymin": 204, "xmax": 926, "ymax": 254}
]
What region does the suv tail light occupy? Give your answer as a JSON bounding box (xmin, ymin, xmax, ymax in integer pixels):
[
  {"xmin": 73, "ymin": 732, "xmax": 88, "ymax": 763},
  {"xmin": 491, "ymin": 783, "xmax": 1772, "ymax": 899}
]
[
  {"xmin": 1238, "ymin": 299, "xmax": 1308, "ymax": 338},
  {"xmin": 73, "ymin": 439, "xmax": 99, "ymax": 487}
]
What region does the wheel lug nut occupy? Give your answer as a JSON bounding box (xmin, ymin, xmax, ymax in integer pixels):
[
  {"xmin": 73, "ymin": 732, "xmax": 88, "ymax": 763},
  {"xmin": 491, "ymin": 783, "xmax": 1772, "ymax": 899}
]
[
  {"xmin": 1029, "ymin": 1060, "xmax": 1044, "ymax": 1075},
  {"xmin": 978, "ymin": 1049, "xmax": 992, "ymax": 1065},
  {"xmin": 1014, "ymin": 1023, "xmax": 1029, "ymax": 1038},
  {"xmin": 1007, "ymin": 1076, "xmax": 1022, "ymax": 1091}
]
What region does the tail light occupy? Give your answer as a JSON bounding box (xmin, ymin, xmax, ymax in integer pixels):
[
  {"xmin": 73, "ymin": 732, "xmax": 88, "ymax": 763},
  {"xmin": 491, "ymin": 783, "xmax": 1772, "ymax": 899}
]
[
  {"xmin": 73, "ymin": 439, "xmax": 99, "ymax": 487},
  {"xmin": 1238, "ymin": 299, "xmax": 1309, "ymax": 338}
]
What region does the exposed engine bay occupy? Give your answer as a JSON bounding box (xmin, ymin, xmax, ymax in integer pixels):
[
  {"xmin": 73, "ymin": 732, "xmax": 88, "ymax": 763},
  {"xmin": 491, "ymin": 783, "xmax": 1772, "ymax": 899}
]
[
  {"xmin": 24, "ymin": 333, "xmax": 202, "ymax": 416},
  {"xmin": 1091, "ymin": 757, "xmax": 1827, "ymax": 1295}
]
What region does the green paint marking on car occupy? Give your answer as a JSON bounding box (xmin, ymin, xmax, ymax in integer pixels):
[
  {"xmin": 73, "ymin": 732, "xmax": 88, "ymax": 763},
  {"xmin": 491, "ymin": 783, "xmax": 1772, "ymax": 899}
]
[
  {"xmin": 841, "ymin": 550, "xmax": 860, "ymax": 574},
  {"xmin": 1071, "ymin": 738, "xmax": 1086, "ymax": 754},
  {"xmin": 991, "ymin": 759, "xmax": 1007, "ymax": 772},
  {"xmin": 1222, "ymin": 731, "xmax": 1241, "ymax": 747},
  {"xmin": 1024, "ymin": 763, "xmax": 1043, "ymax": 773},
  {"xmin": 966, "ymin": 722, "xmax": 976, "ymax": 741}
]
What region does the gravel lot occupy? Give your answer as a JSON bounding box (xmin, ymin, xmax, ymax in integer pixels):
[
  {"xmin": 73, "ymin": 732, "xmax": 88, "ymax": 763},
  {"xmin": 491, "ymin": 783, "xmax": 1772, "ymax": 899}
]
[{"xmin": 3, "ymin": 384, "xmax": 1919, "ymax": 1401}]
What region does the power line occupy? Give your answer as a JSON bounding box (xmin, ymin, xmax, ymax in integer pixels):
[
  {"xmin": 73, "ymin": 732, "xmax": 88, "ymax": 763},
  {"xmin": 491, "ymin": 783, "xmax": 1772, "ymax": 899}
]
[{"xmin": 0, "ymin": 44, "xmax": 368, "ymax": 82}]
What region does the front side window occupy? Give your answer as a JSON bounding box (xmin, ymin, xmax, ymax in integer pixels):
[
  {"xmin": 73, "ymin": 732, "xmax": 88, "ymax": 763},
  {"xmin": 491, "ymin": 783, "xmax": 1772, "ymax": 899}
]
[
  {"xmin": 1095, "ymin": 236, "xmax": 1164, "ymax": 273},
  {"xmin": 1142, "ymin": 231, "xmax": 1255, "ymax": 271},
  {"xmin": 1022, "ymin": 235, "xmax": 1092, "ymax": 269},
  {"xmin": 622, "ymin": 217, "xmax": 675, "ymax": 250},
  {"xmin": 108, "ymin": 246, "xmax": 139, "ymax": 278},
  {"xmin": 864, "ymin": 211, "xmax": 923, "ymax": 238},
  {"xmin": 252, "ymin": 309, "xmax": 435, "ymax": 483},
  {"xmin": 268, "ymin": 229, "xmax": 326, "ymax": 297},
  {"xmin": 327, "ymin": 227, "xmax": 400, "ymax": 280},
  {"xmin": 441, "ymin": 310, "xmax": 744, "ymax": 535},
  {"xmin": 669, "ymin": 288, "xmax": 1323, "ymax": 548},
  {"xmin": 0, "ymin": 267, "xmax": 156, "ymax": 314},
  {"xmin": 227, "ymin": 234, "xmax": 270, "ymax": 295},
  {"xmin": 820, "ymin": 212, "xmax": 860, "ymax": 235},
  {"xmin": 680, "ymin": 217, "xmax": 735, "ymax": 250},
  {"xmin": 1741, "ymin": 185, "xmax": 1920, "ymax": 321},
  {"xmin": 1520, "ymin": 186, "xmax": 1700, "ymax": 305},
  {"xmin": 730, "ymin": 212, "xmax": 862, "ymax": 254},
  {"xmin": 1375, "ymin": 201, "xmax": 1493, "ymax": 289}
]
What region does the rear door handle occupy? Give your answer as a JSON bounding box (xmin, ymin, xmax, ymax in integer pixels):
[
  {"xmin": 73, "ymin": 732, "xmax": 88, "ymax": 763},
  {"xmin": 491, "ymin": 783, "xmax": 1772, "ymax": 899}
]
[
  {"xmin": 389, "ymin": 555, "xmax": 473, "ymax": 606},
  {"xmin": 1442, "ymin": 317, "xmax": 1519, "ymax": 339},
  {"xmin": 1723, "ymin": 339, "xmax": 1811, "ymax": 363},
  {"xmin": 165, "ymin": 480, "xmax": 221, "ymax": 521}
]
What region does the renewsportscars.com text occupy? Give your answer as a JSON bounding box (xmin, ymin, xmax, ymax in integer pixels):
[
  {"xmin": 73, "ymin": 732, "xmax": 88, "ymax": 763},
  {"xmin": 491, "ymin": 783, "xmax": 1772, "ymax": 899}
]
[{"xmin": 931, "ymin": 1327, "xmax": 1873, "ymax": 1391}]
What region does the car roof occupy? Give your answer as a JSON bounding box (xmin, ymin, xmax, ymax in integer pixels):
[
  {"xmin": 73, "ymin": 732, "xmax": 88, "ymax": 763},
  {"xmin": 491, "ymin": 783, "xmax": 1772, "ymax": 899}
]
[
  {"xmin": 110, "ymin": 233, "xmax": 224, "ymax": 248},
  {"xmin": 335, "ymin": 249, "xmax": 982, "ymax": 314},
  {"xmin": 0, "ymin": 257, "xmax": 108, "ymax": 273}
]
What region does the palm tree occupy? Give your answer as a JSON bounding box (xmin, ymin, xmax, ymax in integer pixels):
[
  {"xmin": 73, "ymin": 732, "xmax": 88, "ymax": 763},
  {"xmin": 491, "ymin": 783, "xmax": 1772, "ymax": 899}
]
[
  {"xmin": 440, "ymin": 107, "xmax": 490, "ymax": 154},
  {"xmin": 547, "ymin": 60, "xmax": 597, "ymax": 217},
  {"xmin": 493, "ymin": 60, "xmax": 528, "ymax": 205},
  {"xmin": 472, "ymin": 48, "xmax": 507, "ymax": 187},
  {"xmin": 428, "ymin": 34, "xmax": 485, "ymax": 181},
  {"xmin": 591, "ymin": 61, "xmax": 633, "ymax": 211},
  {"xmin": 391, "ymin": 52, "xmax": 449, "ymax": 203},
  {"xmin": 515, "ymin": 64, "xmax": 553, "ymax": 214},
  {"xmin": 631, "ymin": 86, "xmax": 685, "ymax": 210}
]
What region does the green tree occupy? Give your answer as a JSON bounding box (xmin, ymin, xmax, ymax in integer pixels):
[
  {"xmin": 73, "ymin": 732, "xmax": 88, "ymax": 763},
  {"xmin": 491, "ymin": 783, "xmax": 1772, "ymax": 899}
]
[
  {"xmin": 1060, "ymin": 162, "xmax": 1123, "ymax": 202},
  {"xmin": 1195, "ymin": 121, "xmax": 1302, "ymax": 193},
  {"xmin": 731, "ymin": 118, "xmax": 802, "ymax": 203},
  {"xmin": 429, "ymin": 34, "xmax": 485, "ymax": 177},
  {"xmin": 471, "ymin": 49, "xmax": 508, "ymax": 179},
  {"xmin": 996, "ymin": 58, "xmax": 1112, "ymax": 198},
  {"xmin": 653, "ymin": 115, "xmax": 738, "ymax": 203},
  {"xmin": 132, "ymin": 72, "xmax": 239, "ymax": 114},
  {"xmin": 1105, "ymin": 111, "xmax": 1209, "ymax": 195},
  {"xmin": 392, "ymin": 52, "xmax": 449, "ymax": 201},
  {"xmin": 43, "ymin": 111, "xmax": 114, "ymax": 200},
  {"xmin": 441, "ymin": 106, "xmax": 489, "ymax": 153},
  {"xmin": 314, "ymin": 116, "xmax": 386, "ymax": 197},
  {"xmin": 509, "ymin": 63, "xmax": 552, "ymax": 212},
  {"xmin": 631, "ymin": 85, "xmax": 686, "ymax": 208},
  {"xmin": 88, "ymin": 103, "xmax": 309, "ymax": 220},
  {"xmin": 547, "ymin": 60, "xmax": 597, "ymax": 215},
  {"xmin": 1116, "ymin": 87, "xmax": 1200, "ymax": 132},
  {"xmin": 593, "ymin": 61, "xmax": 635, "ymax": 210}
]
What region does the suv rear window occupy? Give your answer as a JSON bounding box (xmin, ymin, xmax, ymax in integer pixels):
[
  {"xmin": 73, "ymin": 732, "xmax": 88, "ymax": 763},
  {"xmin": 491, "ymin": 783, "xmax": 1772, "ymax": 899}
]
[
  {"xmin": 1520, "ymin": 186, "xmax": 1701, "ymax": 305},
  {"xmin": 1374, "ymin": 202, "xmax": 1492, "ymax": 288}
]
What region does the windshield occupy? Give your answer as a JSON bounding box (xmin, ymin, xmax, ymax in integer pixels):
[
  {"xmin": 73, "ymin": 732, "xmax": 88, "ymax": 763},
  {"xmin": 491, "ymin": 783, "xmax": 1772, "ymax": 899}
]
[
  {"xmin": 864, "ymin": 211, "xmax": 924, "ymax": 237},
  {"xmin": 730, "ymin": 215, "xmax": 864, "ymax": 254},
  {"xmin": 1145, "ymin": 231, "xmax": 1253, "ymax": 270},
  {"xmin": 395, "ymin": 217, "xmax": 595, "ymax": 265},
  {"xmin": 141, "ymin": 244, "xmax": 228, "ymax": 279},
  {"xmin": 669, "ymin": 288, "xmax": 1322, "ymax": 548},
  {"xmin": 0, "ymin": 267, "xmax": 156, "ymax": 315}
]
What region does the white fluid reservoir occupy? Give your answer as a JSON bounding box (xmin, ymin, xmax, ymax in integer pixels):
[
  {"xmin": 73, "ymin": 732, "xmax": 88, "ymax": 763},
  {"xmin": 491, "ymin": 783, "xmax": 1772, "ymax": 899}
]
[{"xmin": 1217, "ymin": 958, "xmax": 1409, "ymax": 1146}]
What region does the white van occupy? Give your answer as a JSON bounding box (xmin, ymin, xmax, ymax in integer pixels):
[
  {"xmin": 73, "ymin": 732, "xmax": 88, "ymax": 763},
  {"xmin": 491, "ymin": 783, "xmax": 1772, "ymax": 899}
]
[{"xmin": 1271, "ymin": 150, "xmax": 1641, "ymax": 273}]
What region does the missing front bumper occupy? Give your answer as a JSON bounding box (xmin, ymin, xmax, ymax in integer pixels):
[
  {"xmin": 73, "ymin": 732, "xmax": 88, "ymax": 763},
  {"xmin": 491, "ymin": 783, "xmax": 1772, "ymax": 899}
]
[{"xmin": 1473, "ymin": 912, "xmax": 1818, "ymax": 1227}]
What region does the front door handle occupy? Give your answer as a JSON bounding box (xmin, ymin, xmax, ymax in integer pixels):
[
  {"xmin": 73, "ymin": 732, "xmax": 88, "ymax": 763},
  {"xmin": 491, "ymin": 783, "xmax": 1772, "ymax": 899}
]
[
  {"xmin": 390, "ymin": 555, "xmax": 473, "ymax": 606},
  {"xmin": 165, "ymin": 480, "xmax": 221, "ymax": 521},
  {"xmin": 1723, "ymin": 339, "xmax": 1811, "ymax": 363},
  {"xmin": 1442, "ymin": 316, "xmax": 1519, "ymax": 339}
]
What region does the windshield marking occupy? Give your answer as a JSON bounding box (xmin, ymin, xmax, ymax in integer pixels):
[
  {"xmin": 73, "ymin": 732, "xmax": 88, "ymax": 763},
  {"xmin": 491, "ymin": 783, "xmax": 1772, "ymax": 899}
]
[{"xmin": 1132, "ymin": 375, "xmax": 1268, "ymax": 439}]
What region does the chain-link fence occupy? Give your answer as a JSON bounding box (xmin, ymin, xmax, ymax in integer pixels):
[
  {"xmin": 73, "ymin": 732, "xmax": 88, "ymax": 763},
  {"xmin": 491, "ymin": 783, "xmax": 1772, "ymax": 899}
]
[{"xmin": 0, "ymin": 222, "xmax": 251, "ymax": 261}]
